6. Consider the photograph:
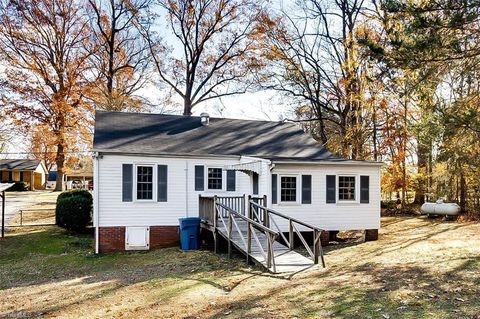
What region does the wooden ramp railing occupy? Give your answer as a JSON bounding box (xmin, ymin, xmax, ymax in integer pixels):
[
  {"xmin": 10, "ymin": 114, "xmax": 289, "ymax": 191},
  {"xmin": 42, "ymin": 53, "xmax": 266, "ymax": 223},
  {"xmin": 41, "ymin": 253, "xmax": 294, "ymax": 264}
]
[
  {"xmin": 199, "ymin": 195, "xmax": 326, "ymax": 273},
  {"xmin": 249, "ymin": 201, "xmax": 325, "ymax": 267}
]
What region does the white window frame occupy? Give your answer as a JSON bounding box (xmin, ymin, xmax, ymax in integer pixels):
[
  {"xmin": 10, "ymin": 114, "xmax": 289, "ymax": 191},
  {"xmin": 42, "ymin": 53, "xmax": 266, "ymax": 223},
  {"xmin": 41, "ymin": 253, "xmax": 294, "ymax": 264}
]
[
  {"xmin": 337, "ymin": 175, "xmax": 358, "ymax": 203},
  {"xmin": 278, "ymin": 174, "xmax": 300, "ymax": 205},
  {"xmin": 134, "ymin": 164, "xmax": 156, "ymax": 202},
  {"xmin": 206, "ymin": 166, "xmax": 225, "ymax": 192}
]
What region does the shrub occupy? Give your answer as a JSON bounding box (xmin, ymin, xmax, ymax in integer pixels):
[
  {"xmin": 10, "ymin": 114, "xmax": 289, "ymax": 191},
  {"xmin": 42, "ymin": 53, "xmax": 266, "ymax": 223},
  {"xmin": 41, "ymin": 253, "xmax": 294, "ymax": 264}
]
[
  {"xmin": 0, "ymin": 181, "xmax": 30, "ymax": 191},
  {"xmin": 57, "ymin": 189, "xmax": 92, "ymax": 201},
  {"xmin": 56, "ymin": 190, "xmax": 93, "ymax": 232}
]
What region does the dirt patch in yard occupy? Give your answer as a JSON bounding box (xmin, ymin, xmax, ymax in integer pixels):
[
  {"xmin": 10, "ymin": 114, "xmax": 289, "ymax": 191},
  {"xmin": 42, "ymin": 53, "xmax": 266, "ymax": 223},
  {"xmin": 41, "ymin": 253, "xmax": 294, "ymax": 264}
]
[{"xmin": 1, "ymin": 217, "xmax": 479, "ymax": 319}]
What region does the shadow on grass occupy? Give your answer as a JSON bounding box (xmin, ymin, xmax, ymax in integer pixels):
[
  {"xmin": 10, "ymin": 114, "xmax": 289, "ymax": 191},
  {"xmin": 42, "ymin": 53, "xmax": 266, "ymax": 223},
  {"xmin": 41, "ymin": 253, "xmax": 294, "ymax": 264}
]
[
  {"xmin": 0, "ymin": 226, "xmax": 254, "ymax": 318},
  {"xmin": 198, "ymin": 258, "xmax": 480, "ymax": 319}
]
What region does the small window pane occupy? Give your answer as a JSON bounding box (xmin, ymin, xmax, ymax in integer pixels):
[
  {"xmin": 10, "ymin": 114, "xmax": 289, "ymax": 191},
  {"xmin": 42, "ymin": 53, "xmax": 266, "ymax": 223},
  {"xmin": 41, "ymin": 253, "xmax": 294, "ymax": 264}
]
[
  {"xmin": 338, "ymin": 176, "xmax": 355, "ymax": 201},
  {"xmin": 208, "ymin": 168, "xmax": 222, "ymax": 190},
  {"xmin": 137, "ymin": 166, "xmax": 153, "ymax": 200},
  {"xmin": 280, "ymin": 176, "xmax": 297, "ymax": 202}
]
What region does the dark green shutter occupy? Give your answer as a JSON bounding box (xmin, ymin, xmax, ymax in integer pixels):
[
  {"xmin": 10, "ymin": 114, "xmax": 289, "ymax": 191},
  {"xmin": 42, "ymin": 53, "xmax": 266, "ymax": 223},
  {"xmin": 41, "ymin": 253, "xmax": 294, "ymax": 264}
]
[
  {"xmin": 227, "ymin": 170, "xmax": 236, "ymax": 191},
  {"xmin": 302, "ymin": 175, "xmax": 312, "ymax": 204},
  {"xmin": 157, "ymin": 165, "xmax": 168, "ymax": 202},
  {"xmin": 360, "ymin": 175, "xmax": 370, "ymax": 203},
  {"xmin": 122, "ymin": 164, "xmax": 133, "ymax": 202},
  {"xmin": 194, "ymin": 165, "xmax": 204, "ymax": 191},
  {"xmin": 252, "ymin": 173, "xmax": 259, "ymax": 195},
  {"xmin": 272, "ymin": 174, "xmax": 278, "ymax": 204},
  {"xmin": 326, "ymin": 175, "xmax": 336, "ymax": 203}
]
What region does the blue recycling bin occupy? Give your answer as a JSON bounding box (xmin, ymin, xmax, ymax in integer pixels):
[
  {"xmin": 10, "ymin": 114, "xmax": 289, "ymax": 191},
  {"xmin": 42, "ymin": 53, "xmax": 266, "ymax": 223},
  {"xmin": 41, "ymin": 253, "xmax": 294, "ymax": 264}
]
[{"xmin": 179, "ymin": 217, "xmax": 201, "ymax": 250}]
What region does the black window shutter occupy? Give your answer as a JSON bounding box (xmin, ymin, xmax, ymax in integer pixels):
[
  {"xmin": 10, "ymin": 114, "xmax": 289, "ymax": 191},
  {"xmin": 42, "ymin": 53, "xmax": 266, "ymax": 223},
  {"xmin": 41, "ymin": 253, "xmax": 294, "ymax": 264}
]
[
  {"xmin": 194, "ymin": 165, "xmax": 204, "ymax": 191},
  {"xmin": 252, "ymin": 173, "xmax": 259, "ymax": 195},
  {"xmin": 157, "ymin": 165, "xmax": 168, "ymax": 202},
  {"xmin": 272, "ymin": 174, "xmax": 278, "ymax": 204},
  {"xmin": 122, "ymin": 164, "xmax": 133, "ymax": 202},
  {"xmin": 326, "ymin": 175, "xmax": 336, "ymax": 203},
  {"xmin": 227, "ymin": 170, "xmax": 236, "ymax": 191},
  {"xmin": 302, "ymin": 175, "xmax": 312, "ymax": 204},
  {"xmin": 360, "ymin": 175, "xmax": 370, "ymax": 203}
]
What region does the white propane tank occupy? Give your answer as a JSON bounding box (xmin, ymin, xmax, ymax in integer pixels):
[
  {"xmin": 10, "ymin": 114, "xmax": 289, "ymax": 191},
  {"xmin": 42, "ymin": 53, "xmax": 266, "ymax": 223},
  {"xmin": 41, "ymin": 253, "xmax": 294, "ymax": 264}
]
[{"xmin": 421, "ymin": 199, "xmax": 461, "ymax": 216}]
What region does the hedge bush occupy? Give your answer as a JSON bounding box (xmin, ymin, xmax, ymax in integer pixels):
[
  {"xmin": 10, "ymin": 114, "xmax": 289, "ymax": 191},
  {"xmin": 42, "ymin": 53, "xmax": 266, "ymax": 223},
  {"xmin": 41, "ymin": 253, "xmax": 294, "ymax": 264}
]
[{"xmin": 56, "ymin": 190, "xmax": 93, "ymax": 232}]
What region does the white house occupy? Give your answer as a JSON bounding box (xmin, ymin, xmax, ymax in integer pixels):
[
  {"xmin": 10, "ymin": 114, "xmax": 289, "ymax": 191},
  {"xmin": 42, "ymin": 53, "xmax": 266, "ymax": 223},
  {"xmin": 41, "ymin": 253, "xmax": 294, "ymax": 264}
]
[{"xmin": 93, "ymin": 111, "xmax": 382, "ymax": 253}]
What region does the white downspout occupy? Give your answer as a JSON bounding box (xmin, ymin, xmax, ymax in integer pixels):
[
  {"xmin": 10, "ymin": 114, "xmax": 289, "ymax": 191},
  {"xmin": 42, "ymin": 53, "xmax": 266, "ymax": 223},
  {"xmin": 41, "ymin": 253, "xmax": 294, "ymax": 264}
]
[{"xmin": 93, "ymin": 152, "xmax": 100, "ymax": 254}]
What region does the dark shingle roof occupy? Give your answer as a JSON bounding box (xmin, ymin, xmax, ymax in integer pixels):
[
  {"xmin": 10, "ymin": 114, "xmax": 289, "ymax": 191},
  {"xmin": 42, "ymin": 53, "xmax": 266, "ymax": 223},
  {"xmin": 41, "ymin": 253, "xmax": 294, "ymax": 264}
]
[
  {"xmin": 93, "ymin": 111, "xmax": 337, "ymax": 161},
  {"xmin": 0, "ymin": 159, "xmax": 41, "ymax": 171}
]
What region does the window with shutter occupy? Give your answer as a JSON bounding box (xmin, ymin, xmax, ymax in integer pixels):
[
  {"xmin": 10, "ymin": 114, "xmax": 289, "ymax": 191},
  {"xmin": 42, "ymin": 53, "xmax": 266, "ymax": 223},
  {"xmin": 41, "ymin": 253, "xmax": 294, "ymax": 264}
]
[
  {"xmin": 157, "ymin": 165, "xmax": 168, "ymax": 202},
  {"xmin": 226, "ymin": 170, "xmax": 236, "ymax": 191},
  {"xmin": 302, "ymin": 175, "xmax": 312, "ymax": 204},
  {"xmin": 326, "ymin": 175, "xmax": 336, "ymax": 203},
  {"xmin": 122, "ymin": 164, "xmax": 133, "ymax": 202},
  {"xmin": 280, "ymin": 176, "xmax": 297, "ymax": 202},
  {"xmin": 194, "ymin": 165, "xmax": 204, "ymax": 191},
  {"xmin": 207, "ymin": 168, "xmax": 223, "ymax": 190},
  {"xmin": 136, "ymin": 166, "xmax": 154, "ymax": 200},
  {"xmin": 271, "ymin": 174, "xmax": 277, "ymax": 204},
  {"xmin": 360, "ymin": 176, "xmax": 369, "ymax": 203},
  {"xmin": 338, "ymin": 176, "xmax": 356, "ymax": 201}
]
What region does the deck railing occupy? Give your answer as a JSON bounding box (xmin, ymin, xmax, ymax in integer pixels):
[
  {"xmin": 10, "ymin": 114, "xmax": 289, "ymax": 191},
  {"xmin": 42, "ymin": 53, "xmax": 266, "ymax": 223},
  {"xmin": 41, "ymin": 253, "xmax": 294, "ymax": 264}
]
[
  {"xmin": 215, "ymin": 201, "xmax": 279, "ymax": 272},
  {"xmin": 249, "ymin": 201, "xmax": 325, "ymax": 267},
  {"xmin": 199, "ymin": 195, "xmax": 246, "ymax": 224}
]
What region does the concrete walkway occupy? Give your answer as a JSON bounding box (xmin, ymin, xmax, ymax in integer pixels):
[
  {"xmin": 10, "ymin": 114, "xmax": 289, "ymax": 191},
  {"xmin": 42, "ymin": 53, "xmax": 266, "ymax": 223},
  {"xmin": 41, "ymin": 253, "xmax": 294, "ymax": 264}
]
[{"xmin": 2, "ymin": 191, "xmax": 59, "ymax": 225}]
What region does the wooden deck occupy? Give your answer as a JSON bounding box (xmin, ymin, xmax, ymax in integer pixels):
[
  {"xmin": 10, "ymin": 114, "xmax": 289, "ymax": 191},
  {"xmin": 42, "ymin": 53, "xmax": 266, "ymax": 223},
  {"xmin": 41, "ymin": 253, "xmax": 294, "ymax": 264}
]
[
  {"xmin": 199, "ymin": 195, "xmax": 325, "ymax": 274},
  {"xmin": 216, "ymin": 219, "xmax": 317, "ymax": 273}
]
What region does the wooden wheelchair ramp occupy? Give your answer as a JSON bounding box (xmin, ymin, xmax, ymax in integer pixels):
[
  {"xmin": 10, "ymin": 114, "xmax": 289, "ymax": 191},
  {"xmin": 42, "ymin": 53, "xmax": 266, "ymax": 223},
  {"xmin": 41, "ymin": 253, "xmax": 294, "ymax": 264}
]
[
  {"xmin": 200, "ymin": 196, "xmax": 325, "ymax": 274},
  {"xmin": 217, "ymin": 220, "xmax": 316, "ymax": 273}
]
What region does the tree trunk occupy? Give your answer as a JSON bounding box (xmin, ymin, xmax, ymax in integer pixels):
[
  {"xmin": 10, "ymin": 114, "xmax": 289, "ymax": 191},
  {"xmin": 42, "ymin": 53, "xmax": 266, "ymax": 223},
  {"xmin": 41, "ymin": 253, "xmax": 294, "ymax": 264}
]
[
  {"xmin": 183, "ymin": 98, "xmax": 193, "ymax": 116},
  {"xmin": 460, "ymin": 168, "xmax": 466, "ymax": 213},
  {"xmin": 54, "ymin": 142, "xmax": 65, "ymax": 192},
  {"xmin": 414, "ymin": 139, "xmax": 428, "ymax": 204}
]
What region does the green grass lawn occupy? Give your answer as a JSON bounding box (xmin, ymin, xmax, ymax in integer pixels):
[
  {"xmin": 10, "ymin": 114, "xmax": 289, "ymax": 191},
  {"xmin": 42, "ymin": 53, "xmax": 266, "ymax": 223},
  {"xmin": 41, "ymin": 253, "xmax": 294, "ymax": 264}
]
[{"xmin": 1, "ymin": 217, "xmax": 480, "ymax": 318}]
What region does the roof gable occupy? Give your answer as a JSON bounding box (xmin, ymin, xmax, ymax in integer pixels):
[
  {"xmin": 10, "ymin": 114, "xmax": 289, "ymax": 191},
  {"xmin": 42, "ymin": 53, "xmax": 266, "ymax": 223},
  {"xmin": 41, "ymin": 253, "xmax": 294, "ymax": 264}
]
[{"xmin": 93, "ymin": 111, "xmax": 336, "ymax": 161}]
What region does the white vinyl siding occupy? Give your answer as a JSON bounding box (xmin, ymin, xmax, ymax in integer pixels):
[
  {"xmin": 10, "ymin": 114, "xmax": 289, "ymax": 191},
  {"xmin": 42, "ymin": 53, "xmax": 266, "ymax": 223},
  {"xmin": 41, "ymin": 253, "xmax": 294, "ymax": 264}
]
[
  {"xmin": 96, "ymin": 155, "xmax": 263, "ymax": 227},
  {"xmin": 271, "ymin": 164, "xmax": 381, "ymax": 231},
  {"xmin": 95, "ymin": 154, "xmax": 380, "ymax": 232}
]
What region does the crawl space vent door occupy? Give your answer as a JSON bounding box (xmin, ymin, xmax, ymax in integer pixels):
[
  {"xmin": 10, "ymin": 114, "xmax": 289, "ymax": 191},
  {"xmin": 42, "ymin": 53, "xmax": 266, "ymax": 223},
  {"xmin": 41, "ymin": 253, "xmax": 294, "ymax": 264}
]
[{"xmin": 125, "ymin": 226, "xmax": 150, "ymax": 250}]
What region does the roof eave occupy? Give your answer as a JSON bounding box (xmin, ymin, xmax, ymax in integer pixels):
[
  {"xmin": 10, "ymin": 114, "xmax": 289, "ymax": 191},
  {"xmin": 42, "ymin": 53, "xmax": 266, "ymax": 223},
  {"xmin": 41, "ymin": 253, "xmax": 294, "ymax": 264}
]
[
  {"xmin": 93, "ymin": 149, "xmax": 242, "ymax": 160},
  {"xmin": 271, "ymin": 159, "xmax": 384, "ymax": 166}
]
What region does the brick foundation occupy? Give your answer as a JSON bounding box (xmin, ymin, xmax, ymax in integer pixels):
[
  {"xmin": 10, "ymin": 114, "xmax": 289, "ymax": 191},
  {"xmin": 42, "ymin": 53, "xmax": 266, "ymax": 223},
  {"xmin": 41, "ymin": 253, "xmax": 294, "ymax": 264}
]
[
  {"xmin": 98, "ymin": 226, "xmax": 180, "ymax": 253},
  {"xmin": 365, "ymin": 229, "xmax": 379, "ymax": 241},
  {"xmin": 150, "ymin": 226, "xmax": 180, "ymax": 249},
  {"xmin": 99, "ymin": 227, "xmax": 125, "ymax": 253}
]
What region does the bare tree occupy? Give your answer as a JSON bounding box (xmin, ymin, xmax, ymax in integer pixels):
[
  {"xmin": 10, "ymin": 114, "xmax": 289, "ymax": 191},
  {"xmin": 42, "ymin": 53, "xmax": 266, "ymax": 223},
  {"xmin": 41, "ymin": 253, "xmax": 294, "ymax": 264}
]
[
  {"xmin": 144, "ymin": 0, "xmax": 265, "ymax": 116},
  {"xmin": 260, "ymin": 0, "xmax": 370, "ymax": 159},
  {"xmin": 87, "ymin": 0, "xmax": 154, "ymax": 111}
]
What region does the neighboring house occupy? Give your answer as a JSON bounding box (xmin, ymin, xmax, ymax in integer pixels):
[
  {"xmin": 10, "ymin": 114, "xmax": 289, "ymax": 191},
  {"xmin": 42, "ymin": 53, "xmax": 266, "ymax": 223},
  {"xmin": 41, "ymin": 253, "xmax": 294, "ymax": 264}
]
[
  {"xmin": 47, "ymin": 169, "xmax": 93, "ymax": 190},
  {"xmin": 0, "ymin": 159, "xmax": 48, "ymax": 190},
  {"xmin": 93, "ymin": 111, "xmax": 382, "ymax": 253}
]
